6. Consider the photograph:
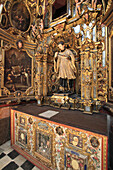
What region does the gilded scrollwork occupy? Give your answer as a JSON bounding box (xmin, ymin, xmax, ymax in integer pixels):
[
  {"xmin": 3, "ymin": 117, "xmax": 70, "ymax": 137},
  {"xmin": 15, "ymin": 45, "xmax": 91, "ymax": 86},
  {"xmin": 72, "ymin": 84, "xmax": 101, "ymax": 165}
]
[{"xmin": 106, "ymin": 0, "xmax": 112, "ymax": 13}]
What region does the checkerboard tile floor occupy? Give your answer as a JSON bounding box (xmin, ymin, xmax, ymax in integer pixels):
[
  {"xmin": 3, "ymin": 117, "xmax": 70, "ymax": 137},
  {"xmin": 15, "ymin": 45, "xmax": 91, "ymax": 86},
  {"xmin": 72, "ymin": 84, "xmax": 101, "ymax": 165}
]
[{"xmin": 0, "ymin": 141, "xmax": 40, "ymax": 170}]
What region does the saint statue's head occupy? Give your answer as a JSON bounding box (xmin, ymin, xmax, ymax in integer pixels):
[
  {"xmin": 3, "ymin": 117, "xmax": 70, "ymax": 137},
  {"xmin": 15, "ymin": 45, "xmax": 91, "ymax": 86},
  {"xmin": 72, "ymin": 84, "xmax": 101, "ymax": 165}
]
[{"xmin": 58, "ymin": 41, "xmax": 65, "ymax": 51}]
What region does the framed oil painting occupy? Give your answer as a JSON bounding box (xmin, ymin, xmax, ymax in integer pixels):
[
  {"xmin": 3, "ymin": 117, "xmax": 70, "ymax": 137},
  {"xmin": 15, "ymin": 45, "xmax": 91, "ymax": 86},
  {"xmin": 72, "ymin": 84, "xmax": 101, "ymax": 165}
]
[
  {"xmin": 50, "ymin": 0, "xmax": 71, "ymax": 22},
  {"xmin": 20, "ymin": 116, "xmax": 26, "ymax": 127},
  {"xmin": 17, "ymin": 127, "xmax": 27, "ymax": 147},
  {"xmin": 35, "ymin": 130, "xmax": 52, "ymax": 162},
  {"xmin": 69, "ymin": 133, "xmax": 83, "ymax": 149},
  {"xmin": 4, "ymin": 48, "xmax": 33, "ymax": 93},
  {"xmin": 10, "ymin": 1, "xmax": 31, "ymax": 32}
]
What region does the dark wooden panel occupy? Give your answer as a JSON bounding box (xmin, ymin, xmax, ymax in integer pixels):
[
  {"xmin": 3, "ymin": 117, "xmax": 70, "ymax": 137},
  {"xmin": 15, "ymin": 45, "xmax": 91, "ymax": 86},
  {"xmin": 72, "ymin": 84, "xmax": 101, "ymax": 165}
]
[{"xmin": 0, "ymin": 117, "xmax": 10, "ymax": 145}]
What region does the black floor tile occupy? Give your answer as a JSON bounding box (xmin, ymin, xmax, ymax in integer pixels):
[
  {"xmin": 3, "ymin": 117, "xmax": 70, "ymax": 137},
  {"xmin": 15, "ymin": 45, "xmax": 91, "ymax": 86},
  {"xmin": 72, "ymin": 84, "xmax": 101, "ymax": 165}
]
[
  {"xmin": 0, "ymin": 152, "xmax": 6, "ymax": 159},
  {"xmin": 2, "ymin": 161, "xmax": 19, "ymax": 170},
  {"xmin": 8, "ymin": 150, "xmax": 19, "ymax": 159},
  {"xmin": 21, "ymin": 160, "xmax": 35, "ymax": 170}
]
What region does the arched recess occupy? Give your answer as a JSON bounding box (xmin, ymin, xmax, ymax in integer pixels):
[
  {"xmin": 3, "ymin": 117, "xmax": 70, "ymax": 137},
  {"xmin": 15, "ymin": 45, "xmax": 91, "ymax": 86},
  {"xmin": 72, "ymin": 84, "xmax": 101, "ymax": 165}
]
[{"xmin": 47, "ymin": 33, "xmax": 80, "ymax": 96}]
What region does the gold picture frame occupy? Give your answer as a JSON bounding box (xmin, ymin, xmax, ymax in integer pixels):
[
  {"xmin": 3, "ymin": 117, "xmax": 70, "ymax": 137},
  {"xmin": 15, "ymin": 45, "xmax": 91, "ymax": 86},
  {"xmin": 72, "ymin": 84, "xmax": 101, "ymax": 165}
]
[
  {"xmin": 32, "ymin": 120, "xmax": 55, "ymax": 168},
  {"xmin": 109, "ymin": 30, "xmax": 113, "ymax": 101}
]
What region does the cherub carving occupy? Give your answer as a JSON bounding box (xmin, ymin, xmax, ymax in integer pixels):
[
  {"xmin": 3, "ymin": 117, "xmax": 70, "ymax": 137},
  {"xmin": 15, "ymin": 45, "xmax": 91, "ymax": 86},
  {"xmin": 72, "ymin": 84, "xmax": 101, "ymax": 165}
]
[
  {"xmin": 31, "ymin": 22, "xmax": 37, "ymax": 39},
  {"xmin": 75, "ymin": 0, "xmax": 88, "ymax": 17},
  {"xmin": 92, "ymin": 0, "xmax": 97, "ymax": 10},
  {"xmin": 39, "ymin": 19, "xmax": 44, "ymax": 33}
]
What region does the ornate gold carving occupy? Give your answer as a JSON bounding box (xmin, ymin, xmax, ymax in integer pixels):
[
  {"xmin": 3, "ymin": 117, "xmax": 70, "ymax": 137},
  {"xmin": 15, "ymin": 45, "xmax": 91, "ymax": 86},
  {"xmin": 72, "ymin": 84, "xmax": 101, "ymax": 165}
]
[
  {"xmin": 0, "ymin": 0, "xmax": 108, "ymax": 111},
  {"xmin": 17, "ymin": 113, "xmax": 28, "ymax": 129},
  {"xmin": 0, "ymin": 13, "xmax": 8, "ymax": 28},
  {"xmin": 106, "ymin": 0, "xmax": 113, "ymax": 13},
  {"xmin": 48, "ymin": 0, "xmax": 55, "ymax": 5},
  {"xmin": 108, "ymin": 31, "xmax": 113, "ymax": 101},
  {"xmin": 11, "ymin": 109, "xmax": 14, "ymax": 145},
  {"xmin": 53, "ymin": 23, "xmax": 65, "ymax": 33},
  {"xmin": 11, "ymin": 109, "xmax": 108, "ymax": 169},
  {"xmin": 32, "ymin": 120, "xmax": 55, "ymax": 169},
  {"xmin": 103, "ymin": 137, "xmax": 108, "ymax": 170},
  {"xmin": 66, "ymin": 129, "xmax": 87, "ymax": 150}
]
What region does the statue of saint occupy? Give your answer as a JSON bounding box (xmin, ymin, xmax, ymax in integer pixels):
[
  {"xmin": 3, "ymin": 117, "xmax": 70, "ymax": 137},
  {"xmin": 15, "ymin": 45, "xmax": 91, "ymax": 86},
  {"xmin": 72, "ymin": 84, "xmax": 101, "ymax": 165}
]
[{"xmin": 54, "ymin": 41, "xmax": 76, "ymax": 92}]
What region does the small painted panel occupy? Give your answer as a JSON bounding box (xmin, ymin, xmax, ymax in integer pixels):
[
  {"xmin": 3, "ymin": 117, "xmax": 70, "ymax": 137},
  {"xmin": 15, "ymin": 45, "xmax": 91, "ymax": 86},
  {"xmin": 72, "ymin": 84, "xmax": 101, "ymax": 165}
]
[
  {"xmin": 36, "ymin": 130, "xmax": 52, "ymax": 161},
  {"xmin": 69, "ymin": 134, "xmax": 83, "ymax": 148},
  {"xmin": 64, "ymin": 147, "xmax": 88, "ymax": 169},
  {"xmin": 20, "ymin": 116, "xmax": 26, "ymax": 127},
  {"xmin": 18, "ymin": 128, "xmax": 27, "ymax": 146}
]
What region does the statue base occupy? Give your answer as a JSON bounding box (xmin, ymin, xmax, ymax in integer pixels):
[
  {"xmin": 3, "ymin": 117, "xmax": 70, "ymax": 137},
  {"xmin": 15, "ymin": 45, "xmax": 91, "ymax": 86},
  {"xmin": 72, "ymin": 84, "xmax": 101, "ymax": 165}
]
[
  {"xmin": 50, "ymin": 92, "xmax": 74, "ymax": 109},
  {"xmin": 43, "ymin": 93, "xmax": 97, "ymax": 114}
]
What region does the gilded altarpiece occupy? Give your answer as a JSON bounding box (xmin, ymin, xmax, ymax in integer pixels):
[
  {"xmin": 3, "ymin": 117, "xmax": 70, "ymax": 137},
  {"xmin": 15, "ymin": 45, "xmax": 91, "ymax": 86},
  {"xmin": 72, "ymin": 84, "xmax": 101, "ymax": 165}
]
[
  {"xmin": 0, "ymin": 0, "xmax": 39, "ymax": 102},
  {"xmin": 34, "ymin": 1, "xmax": 107, "ymax": 113},
  {"xmin": 0, "ymin": 0, "xmax": 108, "ymax": 111},
  {"xmin": 102, "ymin": 1, "xmax": 113, "ymax": 102},
  {"xmin": 108, "ymin": 30, "xmax": 113, "ymax": 101}
]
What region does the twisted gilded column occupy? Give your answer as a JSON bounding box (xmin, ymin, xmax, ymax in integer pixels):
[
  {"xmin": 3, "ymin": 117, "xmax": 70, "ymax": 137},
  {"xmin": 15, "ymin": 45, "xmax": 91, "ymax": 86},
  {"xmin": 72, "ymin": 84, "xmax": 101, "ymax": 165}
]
[
  {"xmin": 35, "ymin": 54, "xmax": 43, "ymax": 98},
  {"xmin": 43, "ymin": 54, "xmax": 47, "ymax": 96}
]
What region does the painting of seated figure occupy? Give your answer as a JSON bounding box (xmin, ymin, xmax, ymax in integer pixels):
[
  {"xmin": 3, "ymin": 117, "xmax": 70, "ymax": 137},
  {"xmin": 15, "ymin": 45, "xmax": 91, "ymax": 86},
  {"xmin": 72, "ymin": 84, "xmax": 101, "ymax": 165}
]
[{"xmin": 4, "ymin": 48, "xmax": 32, "ymax": 92}]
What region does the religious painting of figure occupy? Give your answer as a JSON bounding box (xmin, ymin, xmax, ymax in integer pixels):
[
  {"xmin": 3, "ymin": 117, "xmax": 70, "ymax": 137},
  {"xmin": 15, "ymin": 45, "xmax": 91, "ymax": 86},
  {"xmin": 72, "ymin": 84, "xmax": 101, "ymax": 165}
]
[
  {"xmin": 4, "ymin": 48, "xmax": 32, "ymax": 92},
  {"xmin": 10, "ymin": 1, "xmax": 30, "ymax": 32},
  {"xmin": 36, "ymin": 131, "xmax": 52, "ymax": 161},
  {"xmin": 56, "ymin": 126, "xmax": 64, "ymax": 135},
  {"xmin": 18, "ymin": 128, "xmax": 27, "ymax": 146},
  {"xmin": 69, "ymin": 133, "xmax": 83, "ymax": 148},
  {"xmin": 90, "ymin": 136, "xmax": 100, "ymax": 148},
  {"xmin": 20, "ymin": 116, "xmax": 26, "ymax": 127},
  {"xmin": 64, "ymin": 147, "xmax": 88, "ymax": 169}
]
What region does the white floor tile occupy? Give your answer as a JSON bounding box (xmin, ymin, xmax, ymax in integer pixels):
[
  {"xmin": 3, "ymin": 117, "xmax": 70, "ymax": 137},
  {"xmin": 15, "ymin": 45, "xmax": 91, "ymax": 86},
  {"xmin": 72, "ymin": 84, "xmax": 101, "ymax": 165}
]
[
  {"xmin": 32, "ymin": 166, "xmax": 40, "ymax": 170},
  {"xmin": 0, "ymin": 155, "xmax": 12, "ymax": 169},
  {"xmin": 16, "ymin": 167, "xmax": 24, "ymax": 170},
  {"xmin": 0, "ymin": 140, "xmax": 11, "ymax": 151},
  {"xmin": 4, "ymin": 147, "xmax": 14, "ymax": 154},
  {"xmin": 0, "ymin": 148, "xmax": 4, "ymax": 154},
  {"xmin": 14, "ymin": 154, "xmax": 27, "ymax": 166},
  {"xmin": 0, "ymin": 141, "xmax": 41, "ymax": 170}
]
